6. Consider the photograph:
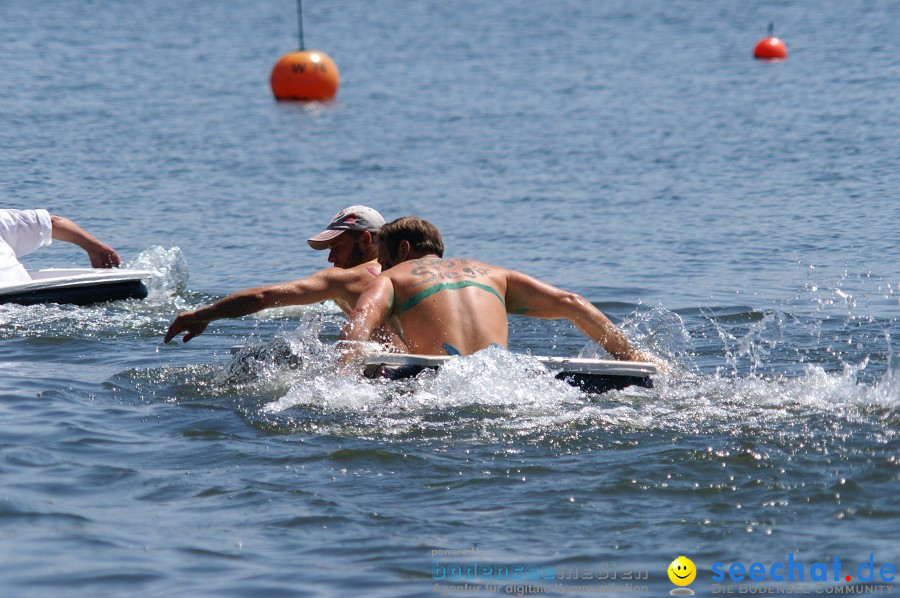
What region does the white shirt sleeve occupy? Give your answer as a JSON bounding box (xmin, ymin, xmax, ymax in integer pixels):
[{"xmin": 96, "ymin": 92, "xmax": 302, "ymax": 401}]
[
  {"xmin": 0, "ymin": 209, "xmax": 53, "ymax": 256},
  {"xmin": 0, "ymin": 209, "xmax": 54, "ymax": 283}
]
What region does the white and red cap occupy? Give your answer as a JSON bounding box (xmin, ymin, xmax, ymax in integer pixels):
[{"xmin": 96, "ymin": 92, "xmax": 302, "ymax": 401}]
[{"xmin": 307, "ymin": 205, "xmax": 386, "ymax": 250}]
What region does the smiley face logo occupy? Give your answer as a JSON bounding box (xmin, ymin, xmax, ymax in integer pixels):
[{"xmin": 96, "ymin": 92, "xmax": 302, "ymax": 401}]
[{"xmin": 668, "ymin": 556, "xmax": 696, "ymax": 586}]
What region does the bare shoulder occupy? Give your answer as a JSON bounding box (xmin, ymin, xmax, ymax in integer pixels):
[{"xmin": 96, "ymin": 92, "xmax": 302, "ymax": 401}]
[
  {"xmin": 504, "ymin": 267, "xmax": 538, "ymax": 284},
  {"xmin": 458, "ymin": 258, "xmax": 514, "ymax": 281},
  {"xmin": 351, "ymin": 261, "xmax": 381, "ymax": 277},
  {"xmin": 318, "ymin": 263, "xmax": 379, "ymax": 283},
  {"xmin": 504, "ymin": 268, "xmax": 567, "ymax": 297}
]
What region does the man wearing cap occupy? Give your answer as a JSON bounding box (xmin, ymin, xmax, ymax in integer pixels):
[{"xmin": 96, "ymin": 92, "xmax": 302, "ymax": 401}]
[
  {"xmin": 164, "ymin": 206, "xmax": 401, "ymax": 347},
  {"xmin": 339, "ymin": 216, "xmax": 661, "ymax": 365}
]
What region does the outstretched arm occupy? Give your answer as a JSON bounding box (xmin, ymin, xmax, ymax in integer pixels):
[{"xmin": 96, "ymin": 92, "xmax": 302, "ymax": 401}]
[
  {"xmin": 338, "ymin": 276, "xmax": 394, "ymax": 363},
  {"xmin": 504, "ymin": 271, "xmax": 653, "ymax": 362},
  {"xmin": 50, "ymin": 214, "xmax": 121, "ymax": 268},
  {"xmin": 164, "ymin": 270, "xmax": 337, "ymax": 343}
]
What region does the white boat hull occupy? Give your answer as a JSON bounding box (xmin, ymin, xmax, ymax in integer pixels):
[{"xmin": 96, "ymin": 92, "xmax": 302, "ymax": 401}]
[{"xmin": 0, "ymin": 268, "xmax": 152, "ymax": 306}]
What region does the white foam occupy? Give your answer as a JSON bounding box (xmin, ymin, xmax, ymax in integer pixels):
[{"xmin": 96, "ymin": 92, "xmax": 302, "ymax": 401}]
[{"xmin": 125, "ymin": 245, "xmax": 188, "ymax": 301}]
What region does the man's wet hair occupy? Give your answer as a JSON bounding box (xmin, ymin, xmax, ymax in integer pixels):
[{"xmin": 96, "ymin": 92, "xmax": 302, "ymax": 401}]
[{"xmin": 378, "ymin": 217, "xmax": 444, "ymax": 258}]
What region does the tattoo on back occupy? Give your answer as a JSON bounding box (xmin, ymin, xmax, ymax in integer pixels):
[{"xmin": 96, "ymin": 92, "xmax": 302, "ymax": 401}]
[{"xmin": 409, "ymin": 258, "xmax": 490, "ymax": 288}]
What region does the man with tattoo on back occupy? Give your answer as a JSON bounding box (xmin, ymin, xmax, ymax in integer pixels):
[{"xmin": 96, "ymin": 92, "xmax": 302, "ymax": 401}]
[{"xmin": 339, "ymin": 216, "xmax": 659, "ymax": 364}]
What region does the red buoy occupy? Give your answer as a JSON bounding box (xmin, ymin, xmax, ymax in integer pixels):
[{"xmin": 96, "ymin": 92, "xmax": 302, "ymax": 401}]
[
  {"xmin": 270, "ymin": 50, "xmax": 339, "ymax": 101},
  {"xmin": 270, "ymin": 1, "xmax": 339, "ymax": 101},
  {"xmin": 754, "ymin": 23, "xmax": 788, "ymax": 60}
]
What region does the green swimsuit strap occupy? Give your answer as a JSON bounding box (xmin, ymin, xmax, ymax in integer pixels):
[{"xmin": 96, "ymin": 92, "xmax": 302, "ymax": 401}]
[{"xmin": 397, "ymin": 280, "xmax": 505, "ymax": 314}]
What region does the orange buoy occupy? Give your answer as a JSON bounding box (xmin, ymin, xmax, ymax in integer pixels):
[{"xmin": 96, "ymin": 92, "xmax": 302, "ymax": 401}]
[
  {"xmin": 270, "ymin": 50, "xmax": 339, "ymax": 101},
  {"xmin": 754, "ymin": 23, "xmax": 788, "ymax": 60}
]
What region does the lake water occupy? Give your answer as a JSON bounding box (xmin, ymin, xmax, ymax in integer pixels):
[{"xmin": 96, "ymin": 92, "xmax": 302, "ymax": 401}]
[{"xmin": 1, "ymin": 1, "xmax": 898, "ymax": 596}]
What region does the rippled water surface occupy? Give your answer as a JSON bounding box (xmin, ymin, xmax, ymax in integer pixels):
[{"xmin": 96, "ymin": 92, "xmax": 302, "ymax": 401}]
[{"xmin": 1, "ymin": 1, "xmax": 898, "ymax": 596}]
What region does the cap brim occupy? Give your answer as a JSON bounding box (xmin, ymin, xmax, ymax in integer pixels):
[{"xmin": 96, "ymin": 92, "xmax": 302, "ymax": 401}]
[{"xmin": 307, "ymin": 228, "xmax": 345, "ymax": 250}]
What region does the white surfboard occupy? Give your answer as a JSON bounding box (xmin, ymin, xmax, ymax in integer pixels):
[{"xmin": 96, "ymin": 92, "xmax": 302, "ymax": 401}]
[
  {"xmin": 362, "ymin": 352, "xmax": 657, "ymax": 393},
  {"xmin": 0, "ymin": 268, "xmax": 152, "ymax": 306}
]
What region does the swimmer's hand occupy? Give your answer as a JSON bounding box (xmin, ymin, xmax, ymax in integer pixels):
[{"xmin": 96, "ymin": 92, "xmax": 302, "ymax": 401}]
[
  {"xmin": 87, "ymin": 243, "xmax": 121, "ymax": 269},
  {"xmin": 629, "ymin": 350, "xmax": 670, "ymax": 375},
  {"xmin": 164, "ymin": 312, "xmax": 210, "ymax": 343},
  {"xmin": 334, "ymin": 340, "xmax": 364, "ymax": 376}
]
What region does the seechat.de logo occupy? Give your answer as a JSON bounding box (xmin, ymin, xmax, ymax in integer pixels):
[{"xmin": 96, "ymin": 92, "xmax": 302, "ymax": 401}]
[
  {"xmin": 668, "ymin": 556, "xmax": 697, "ymax": 595},
  {"xmin": 711, "ymin": 553, "xmax": 896, "ymax": 584}
]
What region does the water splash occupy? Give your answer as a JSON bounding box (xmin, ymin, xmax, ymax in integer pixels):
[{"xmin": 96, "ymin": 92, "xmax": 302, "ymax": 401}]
[
  {"xmin": 216, "ymin": 313, "xmax": 345, "ymax": 388},
  {"xmin": 0, "ymin": 246, "xmax": 192, "ymax": 339},
  {"xmin": 577, "ymin": 304, "xmax": 693, "ymax": 372},
  {"xmin": 262, "ymin": 346, "xmax": 582, "ymax": 414},
  {"xmin": 125, "ymin": 245, "xmax": 188, "ymax": 300},
  {"xmin": 232, "ymin": 306, "xmax": 899, "ymax": 441},
  {"xmin": 86, "ymin": 262, "xmax": 899, "ymax": 442}
]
